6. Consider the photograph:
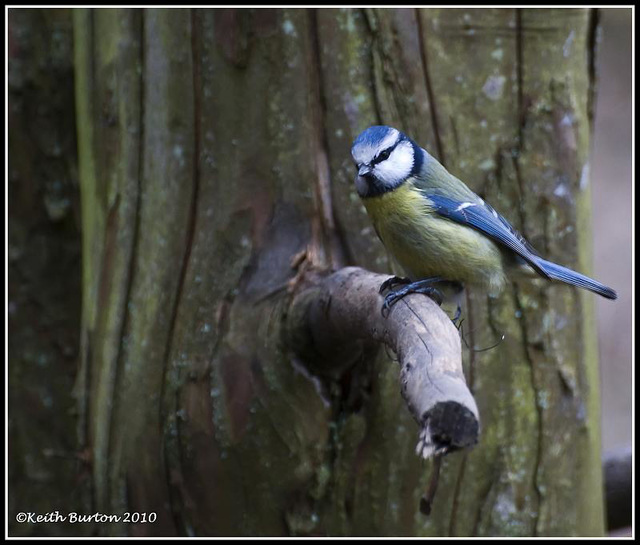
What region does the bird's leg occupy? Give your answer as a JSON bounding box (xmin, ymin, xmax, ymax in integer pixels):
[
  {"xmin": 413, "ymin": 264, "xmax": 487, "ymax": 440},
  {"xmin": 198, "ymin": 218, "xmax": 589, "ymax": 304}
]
[
  {"xmin": 447, "ymin": 282, "xmax": 465, "ymax": 327},
  {"xmin": 451, "ymin": 303, "xmax": 462, "ymax": 327},
  {"xmin": 381, "ymin": 277, "xmax": 444, "ymax": 317},
  {"xmin": 379, "ymin": 275, "xmax": 412, "ymax": 294}
]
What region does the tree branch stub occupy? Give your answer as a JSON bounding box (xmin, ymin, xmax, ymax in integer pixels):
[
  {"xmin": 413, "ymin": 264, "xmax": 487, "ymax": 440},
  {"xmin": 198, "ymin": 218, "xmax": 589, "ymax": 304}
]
[{"xmin": 287, "ymin": 266, "xmax": 480, "ymax": 459}]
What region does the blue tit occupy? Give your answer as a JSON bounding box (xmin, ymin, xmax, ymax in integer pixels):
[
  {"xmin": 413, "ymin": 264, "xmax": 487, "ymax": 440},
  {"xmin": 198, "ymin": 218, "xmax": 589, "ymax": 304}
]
[{"xmin": 350, "ymin": 125, "xmax": 617, "ymax": 313}]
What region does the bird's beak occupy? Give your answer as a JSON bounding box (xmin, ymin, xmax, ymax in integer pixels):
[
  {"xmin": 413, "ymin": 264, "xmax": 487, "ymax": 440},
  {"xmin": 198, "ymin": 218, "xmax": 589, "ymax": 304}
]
[{"xmin": 358, "ymin": 165, "xmax": 371, "ymax": 177}]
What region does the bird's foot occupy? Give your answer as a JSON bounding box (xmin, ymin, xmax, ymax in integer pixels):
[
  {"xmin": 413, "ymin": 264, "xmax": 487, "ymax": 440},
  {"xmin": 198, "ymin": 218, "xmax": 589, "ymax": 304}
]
[
  {"xmin": 381, "ymin": 277, "xmax": 444, "ymax": 317},
  {"xmin": 379, "ymin": 275, "xmax": 412, "ymax": 294}
]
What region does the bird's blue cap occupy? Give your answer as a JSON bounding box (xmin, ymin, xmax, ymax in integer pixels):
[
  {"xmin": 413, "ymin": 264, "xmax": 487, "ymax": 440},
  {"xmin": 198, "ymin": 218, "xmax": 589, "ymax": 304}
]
[{"xmin": 352, "ymin": 125, "xmax": 403, "ymax": 149}]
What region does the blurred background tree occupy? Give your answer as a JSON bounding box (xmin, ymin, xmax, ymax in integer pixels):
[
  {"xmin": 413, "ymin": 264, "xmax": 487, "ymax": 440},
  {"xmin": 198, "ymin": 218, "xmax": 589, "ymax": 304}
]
[
  {"xmin": 8, "ymin": 8, "xmax": 89, "ymax": 537},
  {"xmin": 8, "ymin": 7, "xmax": 631, "ymax": 537}
]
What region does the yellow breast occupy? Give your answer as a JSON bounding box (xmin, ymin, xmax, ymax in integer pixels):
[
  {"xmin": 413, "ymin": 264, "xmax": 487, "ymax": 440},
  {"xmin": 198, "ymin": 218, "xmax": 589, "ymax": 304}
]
[{"xmin": 362, "ymin": 183, "xmax": 506, "ymax": 294}]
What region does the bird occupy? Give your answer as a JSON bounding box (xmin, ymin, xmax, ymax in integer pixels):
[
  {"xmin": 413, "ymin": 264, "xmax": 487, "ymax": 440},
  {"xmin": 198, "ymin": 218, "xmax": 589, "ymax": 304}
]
[{"xmin": 350, "ymin": 125, "xmax": 617, "ymax": 315}]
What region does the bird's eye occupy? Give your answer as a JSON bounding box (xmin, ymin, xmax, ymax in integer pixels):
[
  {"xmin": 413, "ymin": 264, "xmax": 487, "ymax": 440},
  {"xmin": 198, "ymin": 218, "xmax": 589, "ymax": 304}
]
[{"xmin": 377, "ymin": 148, "xmax": 392, "ymax": 162}]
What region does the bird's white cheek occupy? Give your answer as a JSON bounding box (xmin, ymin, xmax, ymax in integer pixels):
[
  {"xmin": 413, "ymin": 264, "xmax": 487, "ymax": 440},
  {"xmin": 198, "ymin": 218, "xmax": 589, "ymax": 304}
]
[{"xmin": 374, "ymin": 147, "xmax": 413, "ymax": 186}]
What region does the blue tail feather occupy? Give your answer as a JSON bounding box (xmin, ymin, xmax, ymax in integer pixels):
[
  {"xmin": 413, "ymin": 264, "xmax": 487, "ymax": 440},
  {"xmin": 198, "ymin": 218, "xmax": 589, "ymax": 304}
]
[{"xmin": 536, "ymin": 258, "xmax": 617, "ymax": 300}]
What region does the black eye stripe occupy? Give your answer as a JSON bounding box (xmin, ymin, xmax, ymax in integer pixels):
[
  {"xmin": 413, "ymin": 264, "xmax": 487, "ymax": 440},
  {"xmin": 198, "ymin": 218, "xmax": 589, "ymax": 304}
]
[{"xmin": 372, "ymin": 141, "xmax": 399, "ymax": 165}]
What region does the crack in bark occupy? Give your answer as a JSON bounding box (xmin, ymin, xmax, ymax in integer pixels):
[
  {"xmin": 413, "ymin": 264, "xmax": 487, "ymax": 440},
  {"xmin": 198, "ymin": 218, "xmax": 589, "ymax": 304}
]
[
  {"xmin": 449, "ymin": 114, "xmax": 460, "ymax": 158},
  {"xmin": 415, "ymin": 9, "xmax": 446, "ymax": 167},
  {"xmin": 401, "ymin": 299, "xmax": 446, "ymax": 397},
  {"xmin": 516, "ymin": 9, "xmax": 525, "ymax": 149},
  {"xmin": 513, "ymin": 9, "xmax": 536, "ymax": 265},
  {"xmin": 308, "ymin": 9, "xmax": 348, "ymax": 271},
  {"xmin": 512, "ymin": 155, "xmax": 533, "ymax": 249},
  {"xmin": 512, "ymin": 284, "xmax": 544, "ymax": 536},
  {"xmin": 447, "ymin": 289, "xmax": 478, "ymax": 534},
  {"xmin": 586, "ymin": 8, "xmax": 600, "ymax": 128},
  {"xmin": 448, "ymin": 453, "xmax": 468, "ymax": 536},
  {"xmin": 359, "ymin": 9, "xmax": 385, "ymax": 127},
  {"xmin": 79, "ymin": 10, "xmax": 145, "ymax": 518},
  {"xmin": 104, "ymin": 11, "xmax": 145, "ymax": 521},
  {"xmin": 75, "ymin": 8, "xmax": 97, "ymax": 511},
  {"xmin": 159, "ymin": 9, "xmax": 201, "ymax": 535},
  {"xmin": 95, "ymin": 199, "xmax": 123, "ymax": 514}
]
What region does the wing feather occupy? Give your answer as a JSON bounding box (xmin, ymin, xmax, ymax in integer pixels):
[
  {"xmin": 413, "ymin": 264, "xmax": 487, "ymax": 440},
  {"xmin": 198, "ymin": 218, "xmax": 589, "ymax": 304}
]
[{"xmin": 426, "ymin": 194, "xmax": 550, "ymax": 279}]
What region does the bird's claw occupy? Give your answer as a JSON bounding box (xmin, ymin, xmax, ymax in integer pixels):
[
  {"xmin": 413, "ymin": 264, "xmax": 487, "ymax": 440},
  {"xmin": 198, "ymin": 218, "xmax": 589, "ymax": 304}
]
[
  {"xmin": 380, "ymin": 279, "xmax": 444, "ymax": 317},
  {"xmin": 379, "ymin": 275, "xmax": 412, "ymax": 294},
  {"xmin": 381, "ymin": 290, "xmax": 401, "ymax": 318}
]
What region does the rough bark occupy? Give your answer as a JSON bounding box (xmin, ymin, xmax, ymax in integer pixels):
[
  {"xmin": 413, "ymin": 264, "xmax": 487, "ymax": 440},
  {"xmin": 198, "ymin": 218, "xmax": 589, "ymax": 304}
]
[{"xmin": 71, "ymin": 7, "xmax": 605, "ymax": 537}]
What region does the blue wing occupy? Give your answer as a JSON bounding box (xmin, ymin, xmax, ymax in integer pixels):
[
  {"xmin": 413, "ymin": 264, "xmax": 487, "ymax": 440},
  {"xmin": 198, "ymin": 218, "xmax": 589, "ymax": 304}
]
[
  {"xmin": 426, "ymin": 194, "xmax": 550, "ymax": 278},
  {"xmin": 426, "ymin": 194, "xmax": 617, "ymax": 299}
]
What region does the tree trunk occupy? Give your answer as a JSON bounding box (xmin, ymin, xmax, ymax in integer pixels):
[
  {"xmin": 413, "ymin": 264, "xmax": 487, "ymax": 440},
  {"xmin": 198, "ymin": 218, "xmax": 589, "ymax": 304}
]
[{"xmin": 73, "ymin": 7, "xmax": 605, "ymax": 536}]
